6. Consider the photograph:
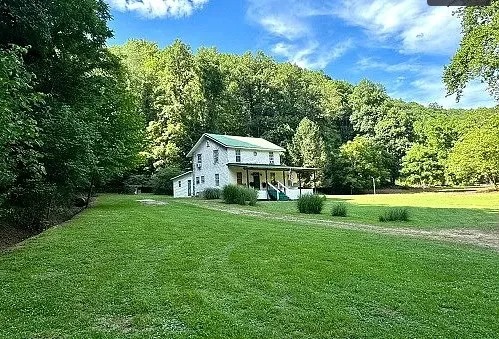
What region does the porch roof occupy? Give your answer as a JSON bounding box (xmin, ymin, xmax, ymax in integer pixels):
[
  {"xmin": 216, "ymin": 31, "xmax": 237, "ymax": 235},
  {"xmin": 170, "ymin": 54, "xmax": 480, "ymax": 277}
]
[{"xmin": 227, "ymin": 163, "xmax": 317, "ymax": 171}]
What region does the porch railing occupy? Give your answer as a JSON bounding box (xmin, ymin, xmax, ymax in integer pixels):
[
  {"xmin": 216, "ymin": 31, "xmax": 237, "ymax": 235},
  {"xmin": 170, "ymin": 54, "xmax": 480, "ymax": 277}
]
[{"xmin": 276, "ymin": 181, "xmax": 287, "ymax": 195}]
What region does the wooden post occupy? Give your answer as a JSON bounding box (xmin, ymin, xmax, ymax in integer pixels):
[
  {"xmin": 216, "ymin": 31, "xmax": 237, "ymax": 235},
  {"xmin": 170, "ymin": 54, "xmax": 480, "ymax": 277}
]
[
  {"xmin": 265, "ymin": 170, "xmax": 269, "ymax": 200},
  {"xmin": 298, "ymin": 172, "xmax": 302, "ymax": 197}
]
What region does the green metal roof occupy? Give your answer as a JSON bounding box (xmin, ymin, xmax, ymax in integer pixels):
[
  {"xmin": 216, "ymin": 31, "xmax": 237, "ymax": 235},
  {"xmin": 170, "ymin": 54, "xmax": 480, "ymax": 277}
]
[
  {"xmin": 205, "ymin": 134, "xmax": 285, "ymax": 151},
  {"xmin": 187, "ymin": 133, "xmax": 285, "ymax": 157},
  {"xmin": 206, "ymin": 134, "xmax": 258, "ymax": 148}
]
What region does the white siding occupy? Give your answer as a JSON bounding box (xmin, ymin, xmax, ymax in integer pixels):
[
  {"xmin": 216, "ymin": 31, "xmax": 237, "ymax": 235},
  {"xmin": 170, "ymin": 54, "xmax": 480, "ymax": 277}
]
[
  {"xmin": 174, "ymin": 135, "xmax": 290, "ymax": 198},
  {"xmin": 173, "ymin": 172, "xmax": 193, "ymax": 198},
  {"xmin": 191, "ymin": 136, "xmax": 230, "ymax": 195},
  {"xmin": 227, "ymin": 148, "xmax": 282, "ymax": 165}
]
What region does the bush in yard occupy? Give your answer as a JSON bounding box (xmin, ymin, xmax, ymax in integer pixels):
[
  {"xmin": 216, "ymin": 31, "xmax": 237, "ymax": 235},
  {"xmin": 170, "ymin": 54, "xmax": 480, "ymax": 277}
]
[
  {"xmin": 242, "ymin": 187, "xmax": 258, "ymax": 206},
  {"xmin": 297, "ymin": 194, "xmax": 326, "ymax": 214},
  {"xmin": 379, "ymin": 208, "xmax": 410, "ymax": 222},
  {"xmin": 331, "ymin": 202, "xmax": 348, "ymax": 217},
  {"xmin": 222, "ymin": 185, "xmax": 258, "ymax": 205},
  {"xmin": 203, "ymin": 188, "xmax": 221, "ymax": 200}
]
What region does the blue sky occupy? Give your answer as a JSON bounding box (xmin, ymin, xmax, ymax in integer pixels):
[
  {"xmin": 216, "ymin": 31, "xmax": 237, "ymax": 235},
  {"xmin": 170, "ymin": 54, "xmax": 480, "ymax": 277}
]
[{"xmin": 106, "ymin": 0, "xmax": 495, "ymax": 109}]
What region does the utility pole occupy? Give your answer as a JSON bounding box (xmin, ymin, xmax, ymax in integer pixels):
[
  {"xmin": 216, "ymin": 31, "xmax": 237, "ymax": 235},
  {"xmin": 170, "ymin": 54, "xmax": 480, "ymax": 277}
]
[{"xmin": 372, "ymin": 177, "xmax": 376, "ymax": 195}]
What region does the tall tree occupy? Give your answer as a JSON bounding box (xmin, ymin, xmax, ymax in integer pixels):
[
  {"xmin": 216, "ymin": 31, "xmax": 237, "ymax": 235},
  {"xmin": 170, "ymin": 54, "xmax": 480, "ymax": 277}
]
[
  {"xmin": 0, "ymin": 48, "xmax": 43, "ymax": 205},
  {"xmin": 147, "ymin": 40, "xmax": 204, "ymax": 168},
  {"xmin": 110, "ymin": 40, "xmax": 161, "ymax": 123},
  {"xmin": 400, "ymin": 144, "xmax": 445, "ymax": 187},
  {"xmin": 349, "ymin": 79, "xmax": 388, "ymax": 135},
  {"xmin": 374, "ymin": 100, "xmax": 421, "ymax": 182},
  {"xmin": 0, "ymin": 0, "xmax": 143, "ymax": 227},
  {"xmin": 447, "ymin": 115, "xmax": 499, "ymax": 187},
  {"xmin": 340, "ymin": 136, "xmax": 391, "ymax": 191},
  {"xmin": 289, "ymin": 118, "xmax": 327, "ymax": 184}
]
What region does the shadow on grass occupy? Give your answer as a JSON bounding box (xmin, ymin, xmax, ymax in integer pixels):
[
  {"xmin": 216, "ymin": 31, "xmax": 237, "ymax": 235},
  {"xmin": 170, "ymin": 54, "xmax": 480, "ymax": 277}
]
[
  {"xmin": 254, "ymin": 198, "xmax": 499, "ymax": 231},
  {"xmin": 330, "ymin": 201, "xmax": 498, "ymax": 230}
]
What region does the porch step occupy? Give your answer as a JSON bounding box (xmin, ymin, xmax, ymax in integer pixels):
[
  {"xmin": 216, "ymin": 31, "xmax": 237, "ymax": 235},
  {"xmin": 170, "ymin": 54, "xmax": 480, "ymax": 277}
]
[
  {"xmin": 278, "ymin": 192, "xmax": 289, "ymax": 201},
  {"xmin": 268, "ymin": 187, "xmax": 290, "ymax": 201}
]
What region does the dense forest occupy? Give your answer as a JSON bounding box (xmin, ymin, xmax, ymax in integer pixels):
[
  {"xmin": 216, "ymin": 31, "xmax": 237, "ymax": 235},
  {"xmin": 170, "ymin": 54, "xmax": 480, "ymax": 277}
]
[
  {"xmin": 110, "ymin": 39, "xmax": 499, "ymax": 193},
  {"xmin": 1, "ymin": 0, "xmax": 498, "ymax": 229}
]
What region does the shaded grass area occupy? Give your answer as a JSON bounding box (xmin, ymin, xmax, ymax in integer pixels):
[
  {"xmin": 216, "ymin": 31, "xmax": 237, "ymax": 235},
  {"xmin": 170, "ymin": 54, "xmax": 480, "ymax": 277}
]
[
  {"xmin": 254, "ymin": 192, "xmax": 499, "ymax": 230},
  {"xmin": 0, "ymin": 194, "xmax": 498, "ymax": 338}
]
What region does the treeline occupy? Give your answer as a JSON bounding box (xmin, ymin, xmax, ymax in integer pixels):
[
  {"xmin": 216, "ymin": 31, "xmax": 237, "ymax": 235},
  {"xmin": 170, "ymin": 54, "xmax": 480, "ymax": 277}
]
[
  {"xmin": 111, "ymin": 40, "xmax": 499, "ymax": 193},
  {"xmin": 0, "ymin": 1, "xmax": 143, "ymax": 229}
]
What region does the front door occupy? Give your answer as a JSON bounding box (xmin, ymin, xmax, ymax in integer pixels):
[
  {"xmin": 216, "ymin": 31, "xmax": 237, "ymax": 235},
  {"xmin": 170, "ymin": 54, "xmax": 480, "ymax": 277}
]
[
  {"xmin": 252, "ymin": 173, "xmax": 260, "ymax": 190},
  {"xmin": 187, "ymin": 180, "xmax": 192, "ymax": 196}
]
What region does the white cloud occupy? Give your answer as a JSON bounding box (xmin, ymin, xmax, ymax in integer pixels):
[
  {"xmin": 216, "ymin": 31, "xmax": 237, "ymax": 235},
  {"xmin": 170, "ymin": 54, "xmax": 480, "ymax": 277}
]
[
  {"xmin": 246, "ymin": 0, "xmax": 313, "ymax": 40},
  {"xmin": 356, "ymin": 57, "xmax": 423, "ymax": 73},
  {"xmin": 333, "ymin": 0, "xmax": 461, "ymax": 55},
  {"xmin": 246, "ymin": 0, "xmax": 352, "ymax": 69},
  {"xmin": 272, "ymin": 40, "xmax": 353, "ymax": 70},
  {"xmin": 257, "ymin": 15, "xmax": 310, "ymax": 40},
  {"xmin": 108, "ymin": 0, "xmax": 208, "ymax": 18},
  {"xmin": 389, "ymin": 66, "xmax": 496, "ymax": 108},
  {"xmin": 246, "ymin": 0, "xmax": 492, "ymax": 107}
]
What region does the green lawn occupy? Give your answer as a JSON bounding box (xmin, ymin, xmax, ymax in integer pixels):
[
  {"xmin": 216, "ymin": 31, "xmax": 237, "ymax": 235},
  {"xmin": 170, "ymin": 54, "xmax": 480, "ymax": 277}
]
[
  {"xmin": 0, "ymin": 194, "xmax": 498, "ymax": 338},
  {"xmin": 250, "ymin": 192, "xmax": 499, "ymax": 230}
]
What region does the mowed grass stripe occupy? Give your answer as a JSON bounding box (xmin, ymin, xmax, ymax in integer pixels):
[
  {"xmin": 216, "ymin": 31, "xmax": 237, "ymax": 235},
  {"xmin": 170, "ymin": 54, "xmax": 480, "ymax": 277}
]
[
  {"xmin": 0, "ymin": 194, "xmax": 497, "ymax": 338},
  {"xmin": 248, "ymin": 192, "xmax": 499, "ymax": 231}
]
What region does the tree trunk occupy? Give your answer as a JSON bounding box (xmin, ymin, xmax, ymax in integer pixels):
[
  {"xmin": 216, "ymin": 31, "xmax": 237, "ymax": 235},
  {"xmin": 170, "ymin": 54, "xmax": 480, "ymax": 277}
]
[{"xmin": 85, "ymin": 179, "xmax": 94, "ymax": 208}]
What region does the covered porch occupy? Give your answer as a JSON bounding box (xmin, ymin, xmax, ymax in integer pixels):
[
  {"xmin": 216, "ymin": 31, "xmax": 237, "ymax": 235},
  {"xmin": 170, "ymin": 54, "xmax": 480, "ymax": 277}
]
[{"xmin": 227, "ymin": 163, "xmax": 318, "ymax": 200}]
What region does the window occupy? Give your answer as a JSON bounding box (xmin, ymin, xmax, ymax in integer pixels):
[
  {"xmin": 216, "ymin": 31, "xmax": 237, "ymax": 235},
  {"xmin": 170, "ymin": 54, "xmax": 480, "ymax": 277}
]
[
  {"xmin": 213, "ymin": 149, "xmax": 219, "ymax": 164},
  {"xmin": 236, "ymin": 172, "xmax": 243, "ymax": 185},
  {"xmin": 253, "ymin": 151, "xmax": 257, "ymax": 156},
  {"xmin": 197, "ymin": 154, "xmax": 202, "ymax": 169},
  {"xmin": 206, "ymin": 140, "xmax": 210, "ymax": 147},
  {"xmin": 235, "ymin": 149, "xmax": 241, "ymax": 162},
  {"xmin": 215, "ymin": 174, "xmax": 220, "ymax": 186},
  {"xmin": 196, "ymin": 177, "xmax": 200, "ymax": 185},
  {"xmin": 201, "ymin": 176, "xmax": 205, "ymax": 183},
  {"xmin": 178, "ymin": 180, "xmax": 181, "ymax": 188},
  {"xmin": 269, "ymin": 151, "xmax": 274, "ymax": 164}
]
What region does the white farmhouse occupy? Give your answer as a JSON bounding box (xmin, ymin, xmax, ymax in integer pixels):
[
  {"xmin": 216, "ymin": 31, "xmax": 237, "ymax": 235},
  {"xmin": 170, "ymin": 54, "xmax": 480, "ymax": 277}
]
[{"xmin": 172, "ymin": 133, "xmax": 317, "ymax": 200}]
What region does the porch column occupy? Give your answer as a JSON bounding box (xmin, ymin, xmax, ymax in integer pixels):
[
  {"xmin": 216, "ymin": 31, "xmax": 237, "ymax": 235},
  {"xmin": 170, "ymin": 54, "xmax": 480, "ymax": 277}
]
[
  {"xmin": 265, "ymin": 170, "xmax": 269, "ymax": 200},
  {"xmin": 298, "ymin": 172, "xmax": 302, "ymax": 197},
  {"xmin": 282, "ymin": 170, "xmax": 286, "ymax": 187},
  {"xmin": 246, "ymin": 168, "xmax": 249, "ymax": 188}
]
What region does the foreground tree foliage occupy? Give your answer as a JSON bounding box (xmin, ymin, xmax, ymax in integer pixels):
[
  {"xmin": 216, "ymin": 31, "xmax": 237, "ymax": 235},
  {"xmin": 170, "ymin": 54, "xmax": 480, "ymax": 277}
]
[
  {"xmin": 444, "ymin": 1, "xmax": 499, "ymax": 101},
  {"xmin": 0, "ymin": 0, "xmax": 143, "ymax": 228}
]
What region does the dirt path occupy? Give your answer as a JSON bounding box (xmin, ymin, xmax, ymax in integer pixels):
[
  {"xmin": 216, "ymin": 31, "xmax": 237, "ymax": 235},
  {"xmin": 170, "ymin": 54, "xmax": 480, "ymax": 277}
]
[{"xmin": 181, "ymin": 200, "xmax": 499, "ymax": 251}]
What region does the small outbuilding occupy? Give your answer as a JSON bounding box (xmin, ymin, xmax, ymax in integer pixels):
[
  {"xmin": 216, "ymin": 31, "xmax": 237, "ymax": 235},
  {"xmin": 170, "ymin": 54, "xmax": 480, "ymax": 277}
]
[{"xmin": 172, "ymin": 171, "xmax": 193, "ymax": 198}]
